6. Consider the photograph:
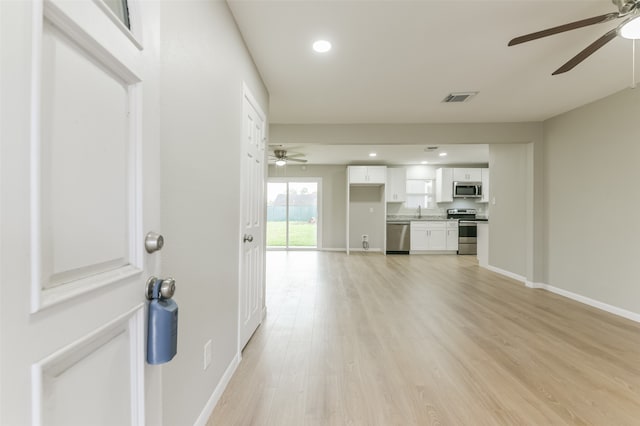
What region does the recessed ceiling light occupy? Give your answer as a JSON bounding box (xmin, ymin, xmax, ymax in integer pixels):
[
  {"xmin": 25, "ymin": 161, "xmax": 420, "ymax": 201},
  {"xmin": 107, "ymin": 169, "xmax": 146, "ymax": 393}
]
[
  {"xmin": 369, "ymin": 152, "xmax": 377, "ymax": 157},
  {"xmin": 312, "ymin": 40, "xmax": 332, "ymax": 53},
  {"xmin": 421, "ymin": 161, "xmax": 428, "ymax": 164},
  {"xmin": 439, "ymin": 152, "xmax": 447, "ymax": 157}
]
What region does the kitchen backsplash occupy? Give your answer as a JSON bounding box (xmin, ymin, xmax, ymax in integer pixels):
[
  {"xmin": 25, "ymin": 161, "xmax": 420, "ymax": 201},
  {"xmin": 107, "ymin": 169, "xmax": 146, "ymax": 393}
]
[{"xmin": 387, "ymin": 199, "xmax": 488, "ymax": 217}]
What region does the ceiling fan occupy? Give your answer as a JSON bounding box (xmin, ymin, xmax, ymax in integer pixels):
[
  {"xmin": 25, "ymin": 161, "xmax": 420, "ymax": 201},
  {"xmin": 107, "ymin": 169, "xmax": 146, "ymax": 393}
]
[
  {"xmin": 509, "ymin": 0, "xmax": 640, "ymax": 75},
  {"xmin": 269, "ymin": 149, "xmax": 307, "ymax": 166}
]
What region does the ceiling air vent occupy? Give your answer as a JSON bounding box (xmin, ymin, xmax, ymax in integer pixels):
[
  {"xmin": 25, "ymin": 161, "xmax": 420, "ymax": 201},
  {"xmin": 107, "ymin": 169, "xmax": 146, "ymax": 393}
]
[{"xmin": 442, "ymin": 91, "xmax": 478, "ymax": 103}]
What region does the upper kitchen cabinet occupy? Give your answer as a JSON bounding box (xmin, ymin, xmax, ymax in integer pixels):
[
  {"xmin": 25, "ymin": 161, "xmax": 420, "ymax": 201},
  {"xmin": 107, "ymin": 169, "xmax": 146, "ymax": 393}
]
[
  {"xmin": 386, "ymin": 167, "xmax": 406, "ymax": 202},
  {"xmin": 453, "ymin": 168, "xmax": 482, "ymax": 182},
  {"xmin": 480, "ymin": 168, "xmax": 490, "ymax": 203},
  {"xmin": 348, "ymin": 166, "xmax": 386, "ymax": 185},
  {"xmin": 435, "ymin": 168, "xmax": 453, "ymax": 203}
]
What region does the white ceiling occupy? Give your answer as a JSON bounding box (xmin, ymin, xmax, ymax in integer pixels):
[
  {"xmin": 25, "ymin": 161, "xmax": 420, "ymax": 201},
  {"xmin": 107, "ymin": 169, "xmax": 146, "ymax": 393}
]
[
  {"xmin": 228, "ymin": 0, "xmax": 633, "ymax": 124},
  {"xmin": 269, "ymin": 143, "xmax": 489, "ymax": 165}
]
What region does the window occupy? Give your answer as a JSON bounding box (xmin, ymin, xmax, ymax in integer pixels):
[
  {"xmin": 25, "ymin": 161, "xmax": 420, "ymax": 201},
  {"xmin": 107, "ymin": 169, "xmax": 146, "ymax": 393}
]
[
  {"xmin": 103, "ymin": 0, "xmax": 131, "ymax": 29},
  {"xmin": 266, "ymin": 180, "xmax": 320, "ymax": 249},
  {"xmin": 405, "ymin": 179, "xmax": 435, "ymax": 209}
]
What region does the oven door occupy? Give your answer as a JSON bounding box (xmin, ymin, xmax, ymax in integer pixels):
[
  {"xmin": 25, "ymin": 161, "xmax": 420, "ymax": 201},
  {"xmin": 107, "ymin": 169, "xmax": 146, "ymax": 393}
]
[{"xmin": 458, "ymin": 221, "xmax": 477, "ymax": 255}]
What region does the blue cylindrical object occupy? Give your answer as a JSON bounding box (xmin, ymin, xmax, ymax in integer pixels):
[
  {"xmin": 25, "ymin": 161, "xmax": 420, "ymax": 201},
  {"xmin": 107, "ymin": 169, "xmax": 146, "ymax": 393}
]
[{"xmin": 147, "ymin": 298, "xmax": 178, "ymax": 364}]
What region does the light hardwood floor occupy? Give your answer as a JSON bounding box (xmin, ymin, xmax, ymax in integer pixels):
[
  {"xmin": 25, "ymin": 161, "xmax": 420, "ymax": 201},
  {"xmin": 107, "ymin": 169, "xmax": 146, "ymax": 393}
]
[{"xmin": 208, "ymin": 252, "xmax": 640, "ymax": 425}]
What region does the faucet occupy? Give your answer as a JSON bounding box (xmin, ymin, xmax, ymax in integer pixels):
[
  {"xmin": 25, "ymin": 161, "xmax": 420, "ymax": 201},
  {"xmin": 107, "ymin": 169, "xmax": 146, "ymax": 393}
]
[{"xmin": 417, "ymin": 205, "xmax": 422, "ymax": 218}]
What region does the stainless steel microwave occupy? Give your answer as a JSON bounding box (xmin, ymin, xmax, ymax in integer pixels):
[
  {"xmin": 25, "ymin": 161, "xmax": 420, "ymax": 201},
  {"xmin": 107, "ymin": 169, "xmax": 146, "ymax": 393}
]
[{"xmin": 453, "ymin": 182, "xmax": 482, "ymax": 198}]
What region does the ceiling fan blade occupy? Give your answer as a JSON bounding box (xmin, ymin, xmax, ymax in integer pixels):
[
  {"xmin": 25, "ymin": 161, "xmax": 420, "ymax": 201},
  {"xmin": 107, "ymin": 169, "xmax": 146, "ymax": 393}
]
[
  {"xmin": 508, "ymin": 12, "xmax": 619, "ymax": 46},
  {"xmin": 552, "ymin": 28, "xmax": 618, "ymax": 75},
  {"xmin": 286, "ymin": 158, "xmax": 308, "ymax": 163},
  {"xmin": 285, "ymin": 153, "xmax": 305, "ymax": 158}
]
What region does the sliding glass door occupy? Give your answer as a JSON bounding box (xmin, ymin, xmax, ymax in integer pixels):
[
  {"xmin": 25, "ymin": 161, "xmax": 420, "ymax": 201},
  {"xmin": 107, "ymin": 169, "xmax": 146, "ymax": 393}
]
[{"xmin": 267, "ymin": 179, "xmax": 320, "ymax": 249}]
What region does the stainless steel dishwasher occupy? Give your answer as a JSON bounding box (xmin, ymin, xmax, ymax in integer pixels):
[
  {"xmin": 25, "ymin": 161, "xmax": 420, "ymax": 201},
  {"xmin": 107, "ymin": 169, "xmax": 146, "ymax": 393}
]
[{"xmin": 386, "ymin": 222, "xmax": 410, "ymax": 254}]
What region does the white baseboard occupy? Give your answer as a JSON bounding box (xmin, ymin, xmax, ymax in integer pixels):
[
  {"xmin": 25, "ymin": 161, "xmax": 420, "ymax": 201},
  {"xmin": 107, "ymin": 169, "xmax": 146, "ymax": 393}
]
[
  {"xmin": 193, "ymin": 352, "xmax": 241, "ymax": 426},
  {"xmin": 525, "ymin": 280, "xmax": 544, "ymax": 289},
  {"xmin": 529, "ymin": 282, "xmax": 640, "ymax": 324},
  {"xmin": 348, "ymin": 248, "xmax": 382, "ymax": 253},
  {"xmin": 485, "ymin": 265, "xmax": 526, "ymax": 283},
  {"xmin": 410, "ymin": 250, "xmax": 457, "ymax": 255},
  {"xmin": 266, "ymin": 248, "xmax": 347, "ymax": 252}
]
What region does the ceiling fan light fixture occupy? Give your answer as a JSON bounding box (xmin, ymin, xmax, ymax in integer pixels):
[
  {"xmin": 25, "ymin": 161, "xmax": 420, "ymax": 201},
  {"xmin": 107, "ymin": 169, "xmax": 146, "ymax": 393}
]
[
  {"xmin": 275, "ymin": 159, "xmax": 287, "ymax": 167},
  {"xmin": 620, "ymin": 16, "xmax": 640, "ymax": 39}
]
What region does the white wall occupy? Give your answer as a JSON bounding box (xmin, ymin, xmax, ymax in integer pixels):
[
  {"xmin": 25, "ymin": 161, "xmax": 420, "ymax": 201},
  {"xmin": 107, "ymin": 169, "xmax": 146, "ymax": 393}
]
[
  {"xmin": 488, "ymin": 144, "xmax": 529, "ymax": 277},
  {"xmin": 268, "ymin": 164, "xmax": 346, "ymax": 249},
  {"xmin": 271, "ymin": 122, "xmax": 542, "ymax": 144},
  {"xmin": 349, "ymin": 186, "xmax": 385, "ymax": 250},
  {"xmin": 159, "ymin": 2, "xmax": 268, "ymax": 425},
  {"xmin": 543, "ymin": 87, "xmax": 640, "ymax": 314}
]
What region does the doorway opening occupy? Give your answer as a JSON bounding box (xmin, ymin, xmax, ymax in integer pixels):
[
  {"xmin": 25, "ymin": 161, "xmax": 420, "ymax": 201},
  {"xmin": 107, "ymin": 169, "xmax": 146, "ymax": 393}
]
[{"xmin": 266, "ymin": 179, "xmax": 321, "ymax": 249}]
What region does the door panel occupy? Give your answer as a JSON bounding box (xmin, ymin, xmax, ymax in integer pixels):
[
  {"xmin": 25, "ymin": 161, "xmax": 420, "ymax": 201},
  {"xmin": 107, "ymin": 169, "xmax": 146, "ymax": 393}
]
[
  {"xmin": 41, "ymin": 20, "xmax": 132, "ymax": 290},
  {"xmin": 239, "ymin": 84, "xmax": 266, "ymax": 350},
  {"xmin": 32, "ymin": 1, "xmax": 145, "ymax": 311},
  {"xmin": 33, "ymin": 307, "xmax": 144, "ymax": 426}
]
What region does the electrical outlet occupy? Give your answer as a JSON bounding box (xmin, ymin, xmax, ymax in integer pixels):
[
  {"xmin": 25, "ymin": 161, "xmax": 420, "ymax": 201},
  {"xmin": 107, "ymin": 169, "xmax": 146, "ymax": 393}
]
[
  {"xmin": 204, "ymin": 340, "xmax": 212, "ymax": 370},
  {"xmin": 361, "ymin": 234, "xmax": 368, "ymax": 242}
]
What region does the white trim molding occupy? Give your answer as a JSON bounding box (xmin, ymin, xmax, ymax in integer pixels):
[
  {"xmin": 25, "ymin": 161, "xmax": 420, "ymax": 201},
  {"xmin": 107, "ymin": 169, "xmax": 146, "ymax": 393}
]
[
  {"xmin": 485, "ymin": 265, "xmax": 526, "ymax": 283},
  {"xmin": 193, "ymin": 353, "xmax": 241, "ymax": 426},
  {"xmin": 348, "ymin": 248, "xmax": 383, "ymax": 253},
  {"xmin": 484, "ymin": 265, "xmax": 640, "ymax": 323},
  {"xmin": 528, "ymin": 282, "xmax": 640, "ymax": 324}
]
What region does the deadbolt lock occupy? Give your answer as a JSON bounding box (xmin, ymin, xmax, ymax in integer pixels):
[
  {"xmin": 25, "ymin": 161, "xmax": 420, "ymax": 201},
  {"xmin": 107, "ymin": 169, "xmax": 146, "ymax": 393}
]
[{"xmin": 145, "ymin": 232, "xmax": 164, "ymax": 253}]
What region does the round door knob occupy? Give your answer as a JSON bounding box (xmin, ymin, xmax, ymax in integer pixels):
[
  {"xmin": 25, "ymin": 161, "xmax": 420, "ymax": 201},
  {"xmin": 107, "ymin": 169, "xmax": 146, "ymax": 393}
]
[
  {"xmin": 145, "ymin": 232, "xmax": 164, "ymax": 253},
  {"xmin": 160, "ymin": 278, "xmax": 176, "ymax": 299}
]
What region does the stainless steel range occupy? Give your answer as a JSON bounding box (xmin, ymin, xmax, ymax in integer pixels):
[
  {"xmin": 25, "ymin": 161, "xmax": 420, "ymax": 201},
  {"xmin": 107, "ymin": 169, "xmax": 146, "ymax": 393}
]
[{"xmin": 447, "ymin": 208, "xmax": 477, "ymax": 255}]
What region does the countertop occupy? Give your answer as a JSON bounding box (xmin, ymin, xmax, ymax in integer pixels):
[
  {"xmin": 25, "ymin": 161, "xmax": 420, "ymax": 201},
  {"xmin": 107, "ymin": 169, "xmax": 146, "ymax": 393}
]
[
  {"xmin": 386, "ymin": 216, "xmax": 489, "ymax": 223},
  {"xmin": 386, "ymin": 216, "xmax": 455, "ymax": 223}
]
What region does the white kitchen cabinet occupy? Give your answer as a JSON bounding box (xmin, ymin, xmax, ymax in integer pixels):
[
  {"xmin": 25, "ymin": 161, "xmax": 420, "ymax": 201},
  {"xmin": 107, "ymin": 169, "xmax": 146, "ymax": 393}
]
[
  {"xmin": 479, "ymin": 168, "xmax": 490, "ymax": 203},
  {"xmin": 427, "ymin": 223, "xmax": 447, "ymax": 250},
  {"xmin": 410, "ymin": 222, "xmax": 428, "ymax": 251},
  {"xmin": 386, "ymin": 167, "xmax": 406, "ymax": 202},
  {"xmin": 410, "ymin": 221, "xmax": 447, "ymax": 251},
  {"xmin": 435, "ymin": 168, "xmax": 453, "ymax": 203},
  {"xmin": 446, "ymin": 221, "xmax": 458, "ymax": 251},
  {"xmin": 453, "ymin": 168, "xmax": 481, "ymax": 182},
  {"xmin": 348, "ymin": 166, "xmax": 386, "ymax": 184}
]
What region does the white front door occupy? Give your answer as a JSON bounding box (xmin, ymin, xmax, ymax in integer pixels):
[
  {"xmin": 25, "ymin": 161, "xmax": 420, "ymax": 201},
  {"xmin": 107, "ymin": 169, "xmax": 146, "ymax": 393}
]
[
  {"xmin": 1, "ymin": 1, "xmax": 162, "ymax": 424},
  {"xmin": 239, "ymin": 84, "xmax": 266, "ymax": 350}
]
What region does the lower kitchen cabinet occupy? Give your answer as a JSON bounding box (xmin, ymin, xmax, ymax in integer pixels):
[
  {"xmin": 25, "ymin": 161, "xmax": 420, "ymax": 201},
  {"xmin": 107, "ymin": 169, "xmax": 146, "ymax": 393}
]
[{"xmin": 410, "ymin": 221, "xmax": 451, "ymax": 252}]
